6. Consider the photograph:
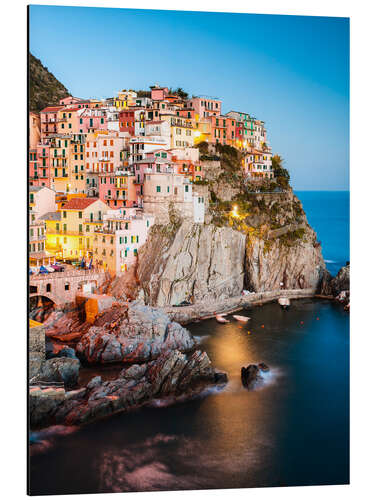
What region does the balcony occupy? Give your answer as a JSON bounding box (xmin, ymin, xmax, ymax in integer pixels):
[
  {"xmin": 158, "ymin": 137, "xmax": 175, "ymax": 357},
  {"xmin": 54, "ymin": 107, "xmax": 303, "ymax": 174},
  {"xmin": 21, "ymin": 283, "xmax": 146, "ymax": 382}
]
[
  {"xmin": 46, "ymin": 228, "xmax": 85, "ymax": 236},
  {"xmin": 29, "ymin": 234, "xmax": 46, "ymax": 242}
]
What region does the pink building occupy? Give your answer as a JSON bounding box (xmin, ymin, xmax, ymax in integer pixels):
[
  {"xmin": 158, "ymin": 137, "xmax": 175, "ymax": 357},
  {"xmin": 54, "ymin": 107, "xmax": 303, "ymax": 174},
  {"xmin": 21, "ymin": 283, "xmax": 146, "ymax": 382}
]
[
  {"xmin": 29, "ymin": 144, "xmax": 51, "ymax": 188},
  {"xmin": 78, "ymin": 108, "xmax": 108, "ymax": 134},
  {"xmin": 150, "ymin": 85, "xmax": 169, "ymax": 101},
  {"xmin": 40, "ymin": 106, "xmax": 63, "ymax": 139},
  {"xmin": 85, "ymin": 132, "xmax": 127, "ymax": 174},
  {"xmin": 133, "ymin": 150, "xmax": 175, "ymax": 184},
  {"xmin": 59, "ymin": 96, "xmax": 82, "ymax": 106},
  {"xmin": 98, "ymin": 172, "xmax": 138, "ymax": 209},
  {"xmin": 187, "ymin": 97, "xmax": 222, "ymax": 118}
]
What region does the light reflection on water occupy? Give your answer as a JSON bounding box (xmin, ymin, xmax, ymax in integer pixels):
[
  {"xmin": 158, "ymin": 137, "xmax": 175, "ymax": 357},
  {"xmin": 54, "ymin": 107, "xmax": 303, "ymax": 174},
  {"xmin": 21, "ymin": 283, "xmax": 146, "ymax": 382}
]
[{"xmin": 29, "ymin": 299, "xmax": 349, "ymax": 495}]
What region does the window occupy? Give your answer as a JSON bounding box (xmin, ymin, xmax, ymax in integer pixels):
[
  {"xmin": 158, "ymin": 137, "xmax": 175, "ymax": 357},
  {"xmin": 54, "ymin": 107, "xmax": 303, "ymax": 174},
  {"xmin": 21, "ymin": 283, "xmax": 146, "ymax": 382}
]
[
  {"xmin": 185, "ymin": 185, "xmax": 189, "ymax": 192},
  {"xmin": 78, "ymin": 211, "xmax": 82, "ymax": 219},
  {"xmin": 86, "ymin": 225, "xmax": 90, "ymax": 232},
  {"xmin": 65, "ymin": 283, "xmax": 70, "ymax": 291},
  {"xmin": 63, "ymin": 211, "xmax": 67, "ymax": 218},
  {"xmin": 46, "ymin": 283, "xmax": 51, "ymax": 292},
  {"xmin": 79, "ymin": 224, "xmax": 83, "ymax": 234},
  {"xmin": 156, "ymin": 186, "xmax": 161, "ymax": 193}
]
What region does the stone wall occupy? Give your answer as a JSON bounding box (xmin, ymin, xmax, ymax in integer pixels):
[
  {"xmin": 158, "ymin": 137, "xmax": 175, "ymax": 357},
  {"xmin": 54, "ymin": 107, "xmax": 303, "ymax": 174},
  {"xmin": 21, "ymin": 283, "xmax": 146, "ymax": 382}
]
[
  {"xmin": 29, "ymin": 325, "xmax": 46, "ymax": 380},
  {"xmin": 29, "ymin": 270, "xmax": 108, "ymax": 307},
  {"xmin": 162, "ymin": 288, "xmax": 316, "ymax": 324}
]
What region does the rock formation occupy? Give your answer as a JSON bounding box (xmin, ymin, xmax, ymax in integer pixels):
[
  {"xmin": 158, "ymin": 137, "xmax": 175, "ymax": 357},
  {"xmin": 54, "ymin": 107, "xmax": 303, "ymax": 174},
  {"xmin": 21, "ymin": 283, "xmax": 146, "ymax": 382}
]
[
  {"xmin": 29, "ymin": 349, "xmax": 228, "ymax": 428},
  {"xmin": 38, "ymin": 357, "xmax": 80, "ymax": 388},
  {"xmin": 119, "ymin": 190, "xmax": 325, "ymax": 307},
  {"xmin": 241, "ymin": 362, "xmax": 269, "ymax": 390},
  {"xmin": 134, "ymin": 222, "xmax": 246, "ymax": 307},
  {"xmin": 76, "ymin": 302, "xmax": 196, "ymax": 364}
]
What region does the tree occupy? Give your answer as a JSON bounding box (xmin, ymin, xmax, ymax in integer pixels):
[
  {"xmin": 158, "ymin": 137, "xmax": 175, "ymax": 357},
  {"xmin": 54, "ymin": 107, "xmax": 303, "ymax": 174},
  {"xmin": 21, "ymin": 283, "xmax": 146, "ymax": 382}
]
[
  {"xmin": 272, "ymin": 155, "xmax": 290, "ymax": 188},
  {"xmin": 171, "ymin": 87, "xmax": 189, "ymax": 99}
]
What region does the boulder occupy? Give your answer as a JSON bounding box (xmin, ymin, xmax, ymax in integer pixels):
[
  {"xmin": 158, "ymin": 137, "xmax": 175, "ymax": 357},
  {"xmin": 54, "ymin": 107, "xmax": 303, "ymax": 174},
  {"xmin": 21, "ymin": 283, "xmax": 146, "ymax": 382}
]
[
  {"xmin": 30, "ymin": 349, "xmax": 228, "ymax": 428},
  {"xmin": 241, "ymin": 364, "xmax": 262, "ymax": 389},
  {"xmin": 39, "ymin": 357, "xmax": 80, "ymax": 388},
  {"xmin": 76, "ymin": 303, "xmax": 196, "ymax": 364}
]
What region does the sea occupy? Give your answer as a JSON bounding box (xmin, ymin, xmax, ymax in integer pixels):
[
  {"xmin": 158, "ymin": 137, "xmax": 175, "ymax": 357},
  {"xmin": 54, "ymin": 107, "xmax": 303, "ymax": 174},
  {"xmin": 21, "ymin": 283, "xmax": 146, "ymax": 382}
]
[
  {"xmin": 296, "ymin": 191, "xmax": 350, "ymax": 276},
  {"xmin": 29, "ymin": 191, "xmax": 350, "ymax": 495}
]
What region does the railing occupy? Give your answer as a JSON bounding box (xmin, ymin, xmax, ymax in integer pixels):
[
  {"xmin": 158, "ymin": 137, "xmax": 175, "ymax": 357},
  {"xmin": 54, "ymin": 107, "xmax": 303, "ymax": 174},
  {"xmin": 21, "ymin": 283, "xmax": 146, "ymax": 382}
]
[
  {"xmin": 46, "ymin": 229, "xmax": 84, "ymax": 236},
  {"xmin": 30, "ymin": 268, "xmax": 103, "ymax": 281},
  {"xmin": 29, "ymin": 234, "xmax": 46, "ymax": 242}
]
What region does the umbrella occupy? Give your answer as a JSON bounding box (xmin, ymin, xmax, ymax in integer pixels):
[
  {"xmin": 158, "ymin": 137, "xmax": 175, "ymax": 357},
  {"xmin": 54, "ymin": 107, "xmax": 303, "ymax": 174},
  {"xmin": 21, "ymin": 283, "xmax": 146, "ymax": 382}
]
[{"xmin": 39, "ymin": 265, "xmax": 49, "ymax": 274}]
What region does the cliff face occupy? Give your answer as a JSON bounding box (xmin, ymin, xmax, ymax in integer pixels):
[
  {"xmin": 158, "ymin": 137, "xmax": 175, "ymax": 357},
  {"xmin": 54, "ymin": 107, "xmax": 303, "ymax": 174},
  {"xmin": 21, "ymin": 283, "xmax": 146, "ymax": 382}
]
[
  {"xmin": 133, "ymin": 192, "xmax": 325, "ymax": 306},
  {"xmin": 243, "ymin": 190, "xmax": 325, "ymax": 292},
  {"xmin": 137, "ymin": 221, "xmax": 246, "ymax": 307},
  {"xmin": 112, "ymin": 145, "xmax": 326, "ymax": 307}
]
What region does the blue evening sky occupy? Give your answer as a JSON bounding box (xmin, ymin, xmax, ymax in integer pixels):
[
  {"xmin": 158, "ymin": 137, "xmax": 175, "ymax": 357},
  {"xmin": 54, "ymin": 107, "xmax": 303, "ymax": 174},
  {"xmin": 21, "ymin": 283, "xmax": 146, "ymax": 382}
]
[{"xmin": 29, "ymin": 5, "xmax": 349, "ymax": 190}]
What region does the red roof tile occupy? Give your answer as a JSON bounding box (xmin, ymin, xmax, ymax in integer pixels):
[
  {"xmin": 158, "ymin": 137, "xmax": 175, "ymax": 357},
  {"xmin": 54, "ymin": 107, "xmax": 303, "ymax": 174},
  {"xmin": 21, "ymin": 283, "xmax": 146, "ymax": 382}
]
[
  {"xmin": 40, "ymin": 106, "xmax": 64, "ymax": 112},
  {"xmin": 62, "ymin": 198, "xmax": 99, "ymax": 210}
]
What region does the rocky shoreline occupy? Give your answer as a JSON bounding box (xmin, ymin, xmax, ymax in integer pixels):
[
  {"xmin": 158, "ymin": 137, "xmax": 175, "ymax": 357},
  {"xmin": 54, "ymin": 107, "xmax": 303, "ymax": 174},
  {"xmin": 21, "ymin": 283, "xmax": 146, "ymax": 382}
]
[
  {"xmin": 30, "ymin": 348, "xmax": 227, "ymax": 428},
  {"xmin": 29, "ymin": 264, "xmax": 349, "ymax": 430},
  {"xmin": 29, "ymin": 302, "xmax": 228, "ymax": 429}
]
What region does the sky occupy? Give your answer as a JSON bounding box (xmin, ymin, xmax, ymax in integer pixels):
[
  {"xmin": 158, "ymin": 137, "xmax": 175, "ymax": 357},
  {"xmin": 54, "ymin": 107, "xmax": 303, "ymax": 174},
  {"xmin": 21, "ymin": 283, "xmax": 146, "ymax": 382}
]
[{"xmin": 29, "ymin": 5, "xmax": 349, "ymax": 190}]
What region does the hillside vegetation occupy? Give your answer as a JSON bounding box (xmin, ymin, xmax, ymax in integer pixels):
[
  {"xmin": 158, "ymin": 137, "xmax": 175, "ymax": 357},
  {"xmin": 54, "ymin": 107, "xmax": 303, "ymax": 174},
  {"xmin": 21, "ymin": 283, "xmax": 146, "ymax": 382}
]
[{"xmin": 29, "ymin": 53, "xmax": 70, "ymax": 112}]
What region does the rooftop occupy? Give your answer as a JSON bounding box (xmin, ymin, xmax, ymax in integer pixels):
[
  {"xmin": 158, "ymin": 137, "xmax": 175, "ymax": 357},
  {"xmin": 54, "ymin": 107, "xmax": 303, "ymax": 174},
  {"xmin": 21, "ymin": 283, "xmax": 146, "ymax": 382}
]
[
  {"xmin": 62, "ymin": 198, "xmax": 99, "ymax": 210},
  {"xmin": 40, "ymin": 211, "xmax": 61, "ymax": 221}
]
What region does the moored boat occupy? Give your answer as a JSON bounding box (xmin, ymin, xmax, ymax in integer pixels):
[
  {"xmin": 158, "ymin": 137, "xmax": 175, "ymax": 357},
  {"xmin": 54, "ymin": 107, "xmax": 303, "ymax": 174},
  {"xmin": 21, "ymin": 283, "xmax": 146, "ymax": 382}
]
[
  {"xmin": 232, "ymin": 315, "xmax": 250, "ymax": 322},
  {"xmin": 278, "ymin": 297, "xmax": 290, "ymax": 309},
  {"xmin": 216, "ymin": 315, "xmax": 229, "ymax": 324}
]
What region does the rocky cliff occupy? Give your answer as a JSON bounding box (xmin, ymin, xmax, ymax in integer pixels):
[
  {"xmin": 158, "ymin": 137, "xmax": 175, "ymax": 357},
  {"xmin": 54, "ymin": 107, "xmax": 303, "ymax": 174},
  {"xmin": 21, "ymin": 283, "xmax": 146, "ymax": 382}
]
[
  {"xmin": 135, "ymin": 222, "xmax": 246, "ymax": 307},
  {"xmin": 111, "ymin": 144, "xmax": 326, "ymax": 307},
  {"xmin": 122, "ymin": 196, "xmax": 324, "ymax": 307}
]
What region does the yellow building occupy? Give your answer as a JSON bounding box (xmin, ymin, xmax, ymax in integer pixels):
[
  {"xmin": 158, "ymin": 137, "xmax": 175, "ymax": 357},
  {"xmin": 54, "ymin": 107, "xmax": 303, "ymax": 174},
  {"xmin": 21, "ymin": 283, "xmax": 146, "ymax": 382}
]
[
  {"xmin": 113, "ymin": 90, "xmax": 137, "ymax": 109},
  {"xmin": 193, "ymin": 116, "xmax": 211, "ymax": 145},
  {"xmin": 49, "ymin": 135, "xmax": 86, "ymax": 194},
  {"xmin": 45, "ymin": 198, "xmax": 109, "ymax": 260},
  {"xmin": 49, "ymin": 135, "xmax": 70, "ymax": 192}
]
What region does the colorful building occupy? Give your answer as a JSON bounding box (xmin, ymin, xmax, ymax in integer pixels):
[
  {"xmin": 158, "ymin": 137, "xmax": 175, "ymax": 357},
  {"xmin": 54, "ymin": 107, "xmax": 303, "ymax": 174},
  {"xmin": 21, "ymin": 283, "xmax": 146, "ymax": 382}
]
[
  {"xmin": 92, "ymin": 209, "xmax": 154, "ymax": 275},
  {"xmin": 45, "ymin": 197, "xmax": 109, "ymax": 260},
  {"xmin": 187, "ymin": 96, "xmax": 222, "ymax": 118},
  {"xmin": 40, "ymin": 106, "xmax": 63, "ymax": 139}
]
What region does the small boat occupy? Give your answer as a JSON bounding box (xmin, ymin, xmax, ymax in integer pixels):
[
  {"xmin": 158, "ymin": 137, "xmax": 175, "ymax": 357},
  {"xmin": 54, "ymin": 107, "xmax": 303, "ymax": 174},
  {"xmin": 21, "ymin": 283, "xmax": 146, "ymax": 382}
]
[
  {"xmin": 233, "ymin": 315, "xmax": 250, "ymax": 322},
  {"xmin": 278, "ymin": 297, "xmax": 290, "ymax": 309},
  {"xmin": 216, "ymin": 315, "xmax": 229, "ymax": 324}
]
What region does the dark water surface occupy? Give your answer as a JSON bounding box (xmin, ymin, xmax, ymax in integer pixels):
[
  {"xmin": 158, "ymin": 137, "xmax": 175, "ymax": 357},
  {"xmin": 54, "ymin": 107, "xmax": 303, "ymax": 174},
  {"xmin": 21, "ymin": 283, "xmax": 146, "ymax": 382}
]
[
  {"xmin": 296, "ymin": 191, "xmax": 349, "ymax": 276},
  {"xmin": 29, "ymin": 299, "xmax": 349, "ymax": 494}
]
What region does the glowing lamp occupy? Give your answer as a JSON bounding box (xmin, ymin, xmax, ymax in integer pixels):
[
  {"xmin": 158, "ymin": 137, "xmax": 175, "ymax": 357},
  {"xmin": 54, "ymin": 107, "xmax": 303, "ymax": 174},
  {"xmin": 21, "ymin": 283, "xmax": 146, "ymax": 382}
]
[{"xmin": 231, "ymin": 205, "xmax": 239, "ymax": 218}]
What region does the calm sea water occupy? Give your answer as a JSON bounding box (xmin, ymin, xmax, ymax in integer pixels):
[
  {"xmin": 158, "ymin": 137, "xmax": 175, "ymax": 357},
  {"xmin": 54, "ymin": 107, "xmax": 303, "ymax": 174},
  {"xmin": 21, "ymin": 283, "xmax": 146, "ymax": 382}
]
[
  {"xmin": 296, "ymin": 191, "xmax": 349, "ymax": 276},
  {"xmin": 29, "ymin": 192, "xmax": 350, "ymax": 495}
]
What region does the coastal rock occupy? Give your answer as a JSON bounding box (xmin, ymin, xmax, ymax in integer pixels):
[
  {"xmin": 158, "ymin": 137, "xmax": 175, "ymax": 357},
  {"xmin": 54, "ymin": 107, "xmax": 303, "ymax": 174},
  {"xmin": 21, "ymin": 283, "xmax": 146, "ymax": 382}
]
[
  {"xmin": 134, "ymin": 221, "xmax": 246, "ymax": 307},
  {"xmin": 330, "ymin": 264, "xmax": 350, "ymax": 296},
  {"xmin": 241, "ymin": 364, "xmax": 262, "ymax": 389},
  {"xmin": 76, "ymin": 303, "xmax": 196, "ymax": 364},
  {"xmin": 29, "ymin": 349, "xmax": 228, "ymax": 428},
  {"xmin": 39, "ymin": 357, "xmax": 80, "ymax": 388},
  {"xmin": 111, "ymin": 188, "xmax": 325, "ymax": 307}
]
